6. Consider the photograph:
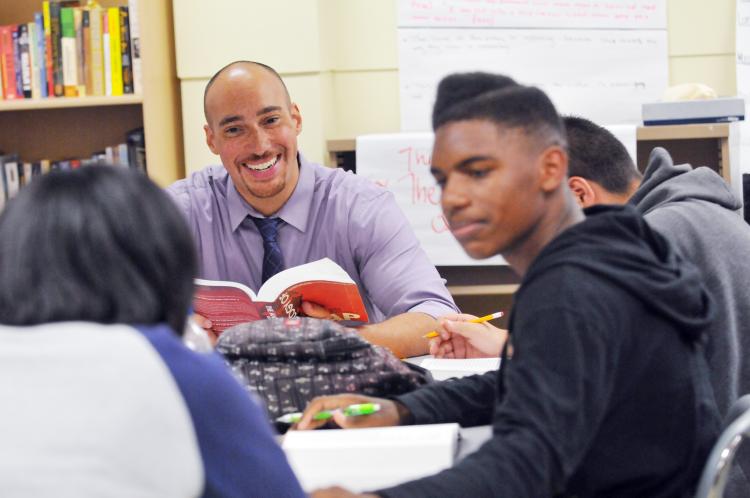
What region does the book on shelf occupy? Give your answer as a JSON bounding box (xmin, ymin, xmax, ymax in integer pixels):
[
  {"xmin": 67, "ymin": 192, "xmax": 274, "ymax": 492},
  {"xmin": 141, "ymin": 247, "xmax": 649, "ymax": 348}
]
[
  {"xmin": 41, "ymin": 2, "xmax": 53, "ymax": 96},
  {"xmin": 30, "ymin": 17, "xmax": 45, "ymax": 98},
  {"xmin": 126, "ymin": 126, "xmax": 146, "ymax": 172},
  {"xmin": 127, "ymin": 0, "xmax": 141, "ymax": 95},
  {"xmin": 74, "ymin": 7, "xmax": 85, "ymax": 96},
  {"xmin": 282, "ymin": 423, "xmax": 459, "ymax": 492},
  {"xmin": 193, "ymin": 257, "xmax": 369, "ymax": 335},
  {"xmin": 12, "ymin": 26, "xmax": 23, "ymax": 99},
  {"xmin": 48, "ymin": 1, "xmax": 64, "ymax": 97},
  {"xmin": 60, "ymin": 7, "xmax": 78, "ymax": 97},
  {"xmin": 0, "ymin": 154, "xmax": 20, "ymax": 211},
  {"xmin": 17, "ymin": 24, "xmax": 32, "ymax": 98},
  {"xmin": 86, "ymin": 2, "xmax": 104, "ymax": 96},
  {"xmin": 118, "ymin": 6, "xmax": 132, "ymax": 94},
  {"xmin": 107, "ymin": 7, "xmax": 122, "ymax": 96},
  {"xmin": 0, "ymin": 25, "xmax": 17, "ymax": 99},
  {"xmin": 2, "ymin": 156, "xmax": 21, "ymax": 202}
]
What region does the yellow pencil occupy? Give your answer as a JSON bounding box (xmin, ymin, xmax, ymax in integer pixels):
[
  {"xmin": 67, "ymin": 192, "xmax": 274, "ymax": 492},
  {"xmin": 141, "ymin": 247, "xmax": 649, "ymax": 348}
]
[{"xmin": 423, "ymin": 311, "xmax": 504, "ymax": 339}]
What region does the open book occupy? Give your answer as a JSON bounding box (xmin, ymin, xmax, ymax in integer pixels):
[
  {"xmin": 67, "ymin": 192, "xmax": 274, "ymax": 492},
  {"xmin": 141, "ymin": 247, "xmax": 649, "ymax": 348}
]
[
  {"xmin": 193, "ymin": 258, "xmax": 369, "ymax": 334},
  {"xmin": 282, "ymin": 423, "xmax": 459, "ymax": 492}
]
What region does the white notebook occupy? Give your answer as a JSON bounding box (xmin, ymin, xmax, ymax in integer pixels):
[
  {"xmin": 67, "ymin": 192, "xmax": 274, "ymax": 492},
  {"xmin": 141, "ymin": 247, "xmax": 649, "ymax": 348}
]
[
  {"xmin": 282, "ymin": 423, "xmax": 459, "ymax": 492},
  {"xmin": 420, "ymin": 357, "xmax": 501, "ymax": 381}
]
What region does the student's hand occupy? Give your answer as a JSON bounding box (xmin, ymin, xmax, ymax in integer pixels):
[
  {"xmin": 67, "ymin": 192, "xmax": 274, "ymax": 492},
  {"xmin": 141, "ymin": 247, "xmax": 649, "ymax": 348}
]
[
  {"xmin": 191, "ymin": 313, "xmax": 218, "ymax": 345},
  {"xmin": 301, "ymin": 301, "xmax": 334, "ymax": 319},
  {"xmin": 295, "ymin": 394, "xmax": 401, "ymax": 431},
  {"xmin": 311, "ymin": 488, "xmax": 379, "ymax": 498},
  {"xmin": 429, "ymin": 313, "xmax": 507, "ymax": 359},
  {"xmin": 311, "ymin": 487, "xmax": 379, "ymax": 498}
]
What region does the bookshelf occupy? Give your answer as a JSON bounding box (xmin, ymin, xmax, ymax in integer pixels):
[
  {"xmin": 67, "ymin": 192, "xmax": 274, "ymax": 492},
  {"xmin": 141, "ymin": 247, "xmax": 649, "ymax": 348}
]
[{"xmin": 0, "ymin": 0, "xmax": 183, "ymax": 187}]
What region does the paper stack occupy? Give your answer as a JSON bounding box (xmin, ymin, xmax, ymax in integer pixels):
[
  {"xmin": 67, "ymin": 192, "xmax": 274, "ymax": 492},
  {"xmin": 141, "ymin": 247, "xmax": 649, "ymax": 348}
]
[{"xmin": 282, "ymin": 423, "xmax": 459, "ymax": 492}]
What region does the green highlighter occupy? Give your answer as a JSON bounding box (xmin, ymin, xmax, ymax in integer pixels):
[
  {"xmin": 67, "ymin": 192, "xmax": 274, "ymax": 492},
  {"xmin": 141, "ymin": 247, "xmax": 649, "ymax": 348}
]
[{"xmin": 276, "ymin": 402, "xmax": 381, "ymax": 425}]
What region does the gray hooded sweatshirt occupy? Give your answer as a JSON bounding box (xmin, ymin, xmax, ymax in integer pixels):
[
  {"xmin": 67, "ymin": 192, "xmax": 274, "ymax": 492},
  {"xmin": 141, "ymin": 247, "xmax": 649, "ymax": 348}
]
[
  {"xmin": 630, "ymin": 147, "xmax": 750, "ymax": 497},
  {"xmin": 631, "ymin": 147, "xmax": 750, "ymax": 417}
]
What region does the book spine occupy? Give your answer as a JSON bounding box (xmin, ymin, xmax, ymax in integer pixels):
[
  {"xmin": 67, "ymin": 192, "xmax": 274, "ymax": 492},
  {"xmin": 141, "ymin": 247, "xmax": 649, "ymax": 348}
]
[
  {"xmin": 28, "ymin": 22, "xmax": 41, "ymax": 99},
  {"xmin": 49, "ymin": 1, "xmax": 64, "ymax": 97},
  {"xmin": 31, "ymin": 162, "xmax": 42, "ymax": 181},
  {"xmin": 102, "ymin": 11, "xmax": 111, "ymax": 96},
  {"xmin": 126, "ymin": 126, "xmax": 146, "ymax": 173},
  {"xmin": 82, "ymin": 9, "xmax": 91, "ymax": 95},
  {"xmin": 107, "ymin": 7, "xmax": 122, "ymax": 96},
  {"xmin": 34, "ymin": 13, "xmax": 48, "ymax": 98},
  {"xmin": 42, "ymin": 1, "xmax": 54, "ymax": 97},
  {"xmin": 87, "ymin": 6, "xmax": 103, "ymax": 96},
  {"xmin": 4, "ymin": 160, "xmax": 20, "ymax": 200},
  {"xmin": 74, "ymin": 8, "xmax": 85, "ymax": 96},
  {"xmin": 60, "ymin": 7, "xmax": 78, "ymax": 97},
  {"xmin": 18, "ymin": 24, "xmax": 32, "ymax": 98},
  {"xmin": 0, "ymin": 56, "xmax": 3, "ymax": 99},
  {"xmin": 128, "ymin": 0, "xmax": 141, "ymax": 95},
  {"xmin": 119, "ymin": 6, "xmax": 132, "ymax": 94},
  {"xmin": 12, "ymin": 27, "xmax": 24, "ymax": 98},
  {"xmin": 0, "ymin": 26, "xmax": 18, "ymax": 99},
  {"xmin": 0, "ymin": 158, "xmax": 7, "ymax": 211}
]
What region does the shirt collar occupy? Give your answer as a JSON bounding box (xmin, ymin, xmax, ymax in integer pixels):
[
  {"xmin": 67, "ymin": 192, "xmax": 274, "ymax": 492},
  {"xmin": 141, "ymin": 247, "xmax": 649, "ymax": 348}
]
[{"xmin": 227, "ymin": 153, "xmax": 315, "ymax": 233}]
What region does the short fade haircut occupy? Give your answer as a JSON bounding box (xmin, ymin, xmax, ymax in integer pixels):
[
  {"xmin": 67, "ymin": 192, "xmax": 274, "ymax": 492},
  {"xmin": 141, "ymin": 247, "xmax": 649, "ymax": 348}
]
[
  {"xmin": 203, "ymin": 60, "xmax": 291, "ymax": 123},
  {"xmin": 564, "ymin": 116, "xmax": 642, "ymax": 194},
  {"xmin": 432, "ymin": 72, "xmax": 566, "ymax": 150},
  {"xmin": 0, "ymin": 166, "xmax": 197, "ymax": 334}
]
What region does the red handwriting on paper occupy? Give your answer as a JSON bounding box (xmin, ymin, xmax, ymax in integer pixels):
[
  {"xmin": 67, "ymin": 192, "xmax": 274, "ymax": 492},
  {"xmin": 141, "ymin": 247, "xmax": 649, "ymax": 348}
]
[
  {"xmin": 397, "ymin": 146, "xmax": 440, "ymax": 207},
  {"xmin": 397, "ymin": 146, "xmax": 449, "ymax": 234}
]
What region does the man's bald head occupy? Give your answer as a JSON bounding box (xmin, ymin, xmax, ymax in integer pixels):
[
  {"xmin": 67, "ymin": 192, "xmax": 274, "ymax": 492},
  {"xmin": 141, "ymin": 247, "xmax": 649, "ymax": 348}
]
[{"xmin": 203, "ymin": 61, "xmax": 291, "ymax": 124}]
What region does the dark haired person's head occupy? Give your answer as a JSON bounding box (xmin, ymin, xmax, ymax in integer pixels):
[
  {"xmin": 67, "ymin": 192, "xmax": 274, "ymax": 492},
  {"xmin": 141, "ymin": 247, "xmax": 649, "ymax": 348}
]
[
  {"xmin": 429, "ymin": 72, "xmax": 580, "ymax": 273},
  {"xmin": 431, "ymin": 72, "xmax": 519, "ymax": 130},
  {"xmin": 0, "ymin": 166, "xmax": 197, "ymax": 333},
  {"xmin": 564, "ymin": 116, "xmax": 642, "ymax": 208}
]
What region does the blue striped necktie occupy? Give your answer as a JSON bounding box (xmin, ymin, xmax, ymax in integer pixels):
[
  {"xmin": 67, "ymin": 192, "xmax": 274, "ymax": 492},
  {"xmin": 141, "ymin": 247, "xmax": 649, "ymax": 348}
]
[{"xmin": 250, "ymin": 216, "xmax": 285, "ymax": 284}]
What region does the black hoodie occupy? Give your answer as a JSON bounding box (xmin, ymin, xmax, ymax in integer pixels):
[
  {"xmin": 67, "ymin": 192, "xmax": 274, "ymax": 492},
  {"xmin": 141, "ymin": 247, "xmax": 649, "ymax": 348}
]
[{"xmin": 382, "ymin": 205, "xmax": 720, "ymax": 498}]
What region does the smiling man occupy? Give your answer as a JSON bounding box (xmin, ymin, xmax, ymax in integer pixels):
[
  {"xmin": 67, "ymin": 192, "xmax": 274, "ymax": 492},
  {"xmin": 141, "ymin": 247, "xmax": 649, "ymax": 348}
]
[
  {"xmin": 299, "ymin": 73, "xmax": 720, "ymax": 498},
  {"xmin": 167, "ymin": 61, "xmax": 457, "ymax": 357}
]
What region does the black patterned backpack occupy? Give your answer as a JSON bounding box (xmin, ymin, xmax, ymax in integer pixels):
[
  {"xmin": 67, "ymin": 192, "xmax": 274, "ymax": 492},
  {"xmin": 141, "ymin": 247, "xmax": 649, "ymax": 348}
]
[{"xmin": 215, "ymin": 317, "xmax": 431, "ymax": 427}]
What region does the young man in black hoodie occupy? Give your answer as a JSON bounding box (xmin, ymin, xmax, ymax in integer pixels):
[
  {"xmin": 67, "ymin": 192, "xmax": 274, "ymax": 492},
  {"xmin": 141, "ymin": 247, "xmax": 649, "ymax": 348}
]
[
  {"xmin": 299, "ymin": 73, "xmax": 720, "ymax": 498},
  {"xmin": 565, "ymin": 115, "xmax": 750, "ymax": 497}
]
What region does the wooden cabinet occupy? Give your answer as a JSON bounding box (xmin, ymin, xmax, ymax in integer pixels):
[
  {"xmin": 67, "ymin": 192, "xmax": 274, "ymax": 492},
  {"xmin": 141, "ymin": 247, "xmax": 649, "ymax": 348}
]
[{"xmin": 0, "ymin": 0, "xmax": 182, "ymax": 187}]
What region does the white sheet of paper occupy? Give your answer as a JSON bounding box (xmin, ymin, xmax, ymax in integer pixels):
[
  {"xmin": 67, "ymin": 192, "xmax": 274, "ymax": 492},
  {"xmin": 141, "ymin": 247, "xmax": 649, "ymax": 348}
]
[
  {"xmin": 420, "ymin": 357, "xmax": 501, "ymax": 381},
  {"xmin": 398, "ymin": 27, "xmax": 668, "ymax": 131},
  {"xmin": 282, "ymin": 423, "xmax": 459, "ymax": 492},
  {"xmin": 398, "ymin": 0, "xmax": 667, "ymax": 30}
]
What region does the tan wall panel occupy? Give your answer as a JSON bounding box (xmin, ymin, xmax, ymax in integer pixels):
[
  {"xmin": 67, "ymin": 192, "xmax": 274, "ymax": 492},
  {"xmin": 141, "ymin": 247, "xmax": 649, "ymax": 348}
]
[
  {"xmin": 668, "ymin": 0, "xmax": 735, "ymax": 56},
  {"xmin": 172, "ymin": 0, "xmax": 322, "ymax": 78},
  {"xmin": 286, "ymin": 74, "xmax": 329, "ymax": 166},
  {"xmin": 669, "ymin": 55, "xmax": 737, "ymax": 96},
  {"xmin": 323, "ymin": 0, "xmax": 398, "ymax": 71},
  {"xmin": 332, "ymin": 70, "xmax": 400, "ymax": 137}
]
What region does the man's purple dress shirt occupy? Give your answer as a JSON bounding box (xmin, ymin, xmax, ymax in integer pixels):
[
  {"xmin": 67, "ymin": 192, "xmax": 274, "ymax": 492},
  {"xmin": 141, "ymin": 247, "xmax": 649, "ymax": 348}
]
[{"xmin": 167, "ymin": 155, "xmax": 457, "ymax": 323}]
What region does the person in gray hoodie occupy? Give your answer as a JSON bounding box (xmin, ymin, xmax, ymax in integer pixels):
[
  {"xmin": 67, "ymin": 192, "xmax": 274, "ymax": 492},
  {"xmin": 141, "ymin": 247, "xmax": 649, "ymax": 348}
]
[{"xmin": 565, "ymin": 115, "xmax": 750, "ymax": 496}]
